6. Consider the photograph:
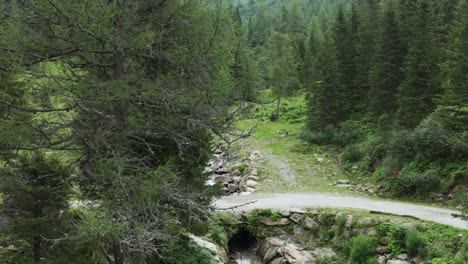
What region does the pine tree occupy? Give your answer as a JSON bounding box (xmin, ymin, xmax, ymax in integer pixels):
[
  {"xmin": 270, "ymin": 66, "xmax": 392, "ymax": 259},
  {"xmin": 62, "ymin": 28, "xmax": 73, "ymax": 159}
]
[
  {"xmin": 368, "ymin": 5, "xmax": 405, "ymax": 119},
  {"xmin": 332, "ymin": 5, "xmax": 356, "ymax": 118},
  {"xmin": 396, "ymin": 0, "xmax": 441, "ymax": 128},
  {"xmin": 354, "ymin": 0, "xmax": 380, "ymax": 114},
  {"xmin": 307, "ymin": 39, "xmax": 341, "ymax": 129},
  {"xmin": 0, "ymin": 154, "xmax": 72, "ymax": 263},
  {"xmin": 437, "ymin": 0, "xmax": 468, "ymax": 131},
  {"xmin": 267, "ymin": 31, "xmax": 299, "ymax": 121}
]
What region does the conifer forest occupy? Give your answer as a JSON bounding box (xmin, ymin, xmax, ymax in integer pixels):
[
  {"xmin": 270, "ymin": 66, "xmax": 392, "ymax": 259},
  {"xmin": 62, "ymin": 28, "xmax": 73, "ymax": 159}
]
[{"xmin": 0, "ymin": 0, "xmax": 467, "ymax": 263}]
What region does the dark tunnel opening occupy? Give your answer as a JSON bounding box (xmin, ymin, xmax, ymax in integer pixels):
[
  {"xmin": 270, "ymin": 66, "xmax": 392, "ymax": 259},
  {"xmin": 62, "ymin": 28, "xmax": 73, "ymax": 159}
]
[{"xmin": 228, "ymin": 227, "xmax": 257, "ymax": 252}]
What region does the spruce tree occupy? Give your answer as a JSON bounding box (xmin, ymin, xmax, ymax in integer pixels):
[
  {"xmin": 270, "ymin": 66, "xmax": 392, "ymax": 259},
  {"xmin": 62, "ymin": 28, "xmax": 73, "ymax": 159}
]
[
  {"xmin": 396, "ymin": 0, "xmax": 441, "ymax": 128},
  {"xmin": 267, "ymin": 31, "xmax": 299, "ymax": 121},
  {"xmin": 354, "ymin": 0, "xmax": 380, "ymax": 114},
  {"xmin": 0, "ymin": 154, "xmax": 72, "ymax": 263},
  {"xmin": 368, "ymin": 5, "xmax": 405, "ymax": 119},
  {"xmin": 307, "ymin": 39, "xmax": 341, "ymax": 130},
  {"xmin": 437, "ymin": 0, "xmax": 468, "ymax": 131},
  {"xmin": 332, "ymin": 5, "xmax": 356, "ymax": 118}
]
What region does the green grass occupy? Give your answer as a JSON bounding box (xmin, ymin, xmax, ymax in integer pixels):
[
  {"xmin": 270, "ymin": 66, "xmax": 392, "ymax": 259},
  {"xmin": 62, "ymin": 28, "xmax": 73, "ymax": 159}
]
[{"xmin": 234, "ymin": 93, "xmax": 353, "ymax": 194}]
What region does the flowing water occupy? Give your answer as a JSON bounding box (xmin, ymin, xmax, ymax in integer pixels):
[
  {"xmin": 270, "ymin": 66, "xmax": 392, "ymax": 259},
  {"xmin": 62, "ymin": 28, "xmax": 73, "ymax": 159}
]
[{"xmin": 229, "ymin": 249, "xmax": 262, "ymax": 264}]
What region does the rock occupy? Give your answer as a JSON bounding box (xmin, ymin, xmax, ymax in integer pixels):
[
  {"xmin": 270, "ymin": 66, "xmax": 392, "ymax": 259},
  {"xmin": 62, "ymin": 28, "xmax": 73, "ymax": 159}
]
[
  {"xmin": 264, "ymin": 246, "xmax": 282, "ymax": 263},
  {"xmin": 290, "ymin": 208, "xmax": 307, "ymax": 214},
  {"xmin": 227, "ymin": 184, "xmax": 238, "ymax": 193},
  {"xmin": 312, "ymin": 247, "xmax": 336, "ymax": 259},
  {"xmin": 246, "ymin": 187, "xmax": 255, "ymax": 193},
  {"xmin": 239, "ymin": 192, "xmax": 252, "ymax": 196},
  {"xmin": 270, "ymin": 257, "xmax": 287, "ymax": 264},
  {"xmin": 378, "ymin": 255, "xmax": 387, "ymax": 264},
  {"xmin": 267, "ymin": 237, "xmax": 286, "ymax": 247},
  {"xmin": 397, "ymin": 254, "xmax": 408, "ymax": 260},
  {"xmin": 345, "ymin": 215, "xmax": 354, "ymax": 228},
  {"xmin": 304, "ymin": 217, "xmax": 319, "ymax": 231},
  {"xmin": 337, "ymin": 179, "xmax": 350, "ymax": 184},
  {"xmin": 358, "ymin": 217, "xmax": 375, "ymax": 226},
  {"xmin": 337, "ymin": 184, "xmax": 354, "ymax": 188},
  {"xmin": 386, "ymin": 260, "xmax": 410, "ymax": 264},
  {"xmin": 189, "ymin": 235, "xmax": 218, "ymax": 255},
  {"xmin": 246, "ymin": 180, "xmax": 258, "ymax": 187},
  {"xmin": 259, "ymin": 217, "xmax": 291, "ymax": 226},
  {"xmin": 232, "ymin": 176, "xmax": 241, "ymax": 184},
  {"xmin": 233, "ymin": 169, "xmax": 242, "ymax": 176},
  {"xmin": 289, "ymin": 213, "xmax": 302, "ymax": 224},
  {"xmin": 251, "ymin": 169, "xmax": 258, "ymax": 176},
  {"xmin": 376, "ymin": 246, "xmax": 391, "ymax": 254},
  {"xmin": 317, "ymin": 157, "xmax": 324, "ymax": 162},
  {"xmin": 279, "ymin": 209, "xmax": 290, "ymax": 217},
  {"xmin": 216, "ymin": 167, "xmax": 229, "ymax": 174},
  {"xmin": 283, "ymin": 244, "xmax": 314, "ymax": 263},
  {"xmin": 248, "ymin": 176, "xmax": 259, "ymax": 181},
  {"xmin": 221, "ymin": 187, "xmax": 229, "ymax": 192},
  {"xmin": 222, "ymin": 175, "xmax": 233, "ymax": 184}
]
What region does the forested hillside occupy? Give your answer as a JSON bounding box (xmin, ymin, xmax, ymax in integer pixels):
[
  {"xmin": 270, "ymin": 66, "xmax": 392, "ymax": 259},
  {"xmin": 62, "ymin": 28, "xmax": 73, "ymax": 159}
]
[
  {"xmin": 238, "ymin": 0, "xmax": 467, "ymax": 200},
  {"xmin": 0, "ymin": 0, "xmax": 467, "ymax": 263}
]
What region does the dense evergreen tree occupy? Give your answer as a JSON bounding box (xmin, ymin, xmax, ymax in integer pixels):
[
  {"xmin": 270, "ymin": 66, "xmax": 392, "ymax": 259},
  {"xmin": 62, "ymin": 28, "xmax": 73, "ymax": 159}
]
[
  {"xmin": 0, "ymin": 154, "xmax": 72, "ymax": 263},
  {"xmin": 353, "ymin": 0, "xmax": 380, "ymax": 114},
  {"xmin": 396, "ymin": 0, "xmax": 441, "ymax": 128},
  {"xmin": 267, "ymin": 31, "xmax": 299, "ymax": 120},
  {"xmin": 368, "ymin": 5, "xmax": 405, "ymax": 119},
  {"xmin": 437, "ymin": 0, "xmax": 468, "ymax": 131},
  {"xmin": 332, "ymin": 5, "xmax": 356, "ymax": 118},
  {"xmin": 306, "ymin": 40, "xmax": 341, "ymax": 129}
]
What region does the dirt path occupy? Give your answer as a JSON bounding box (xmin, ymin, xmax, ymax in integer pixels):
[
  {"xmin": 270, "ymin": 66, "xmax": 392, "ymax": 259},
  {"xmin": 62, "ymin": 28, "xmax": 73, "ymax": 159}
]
[{"xmin": 215, "ymin": 193, "xmax": 467, "ymax": 229}]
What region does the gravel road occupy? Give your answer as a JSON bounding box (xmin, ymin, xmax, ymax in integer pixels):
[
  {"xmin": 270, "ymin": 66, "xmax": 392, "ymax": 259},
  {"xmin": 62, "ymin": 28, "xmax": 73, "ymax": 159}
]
[{"xmin": 215, "ymin": 193, "xmax": 467, "ymax": 229}]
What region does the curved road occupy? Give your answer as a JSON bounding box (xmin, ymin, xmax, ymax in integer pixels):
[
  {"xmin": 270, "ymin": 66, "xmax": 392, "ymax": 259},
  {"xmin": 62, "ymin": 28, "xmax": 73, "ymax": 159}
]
[{"xmin": 215, "ymin": 193, "xmax": 468, "ymax": 229}]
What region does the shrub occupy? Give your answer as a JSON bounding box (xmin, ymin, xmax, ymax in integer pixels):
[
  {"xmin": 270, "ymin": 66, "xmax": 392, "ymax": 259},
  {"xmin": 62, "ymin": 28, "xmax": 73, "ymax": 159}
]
[
  {"xmin": 163, "ymin": 240, "xmax": 213, "ymax": 264},
  {"xmin": 385, "ymin": 129, "xmax": 415, "ymax": 164},
  {"xmin": 349, "ymin": 236, "xmax": 378, "ymax": 264},
  {"xmin": 390, "ymin": 165, "xmax": 441, "ymax": 196},
  {"xmin": 377, "ymin": 222, "xmax": 408, "ymax": 255},
  {"xmin": 412, "ymin": 115, "xmax": 455, "ymax": 161},
  {"xmin": 406, "ymin": 230, "xmax": 428, "ymax": 257},
  {"xmin": 333, "ymin": 120, "xmax": 366, "ymax": 147},
  {"xmin": 342, "ymin": 144, "xmax": 364, "ymax": 163}
]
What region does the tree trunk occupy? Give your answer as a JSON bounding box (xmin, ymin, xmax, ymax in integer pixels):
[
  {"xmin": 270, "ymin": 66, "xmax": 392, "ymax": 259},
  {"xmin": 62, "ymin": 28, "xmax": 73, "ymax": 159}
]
[
  {"xmin": 33, "ymin": 235, "xmax": 41, "ymax": 263},
  {"xmin": 113, "ymin": 240, "xmax": 129, "ymax": 264},
  {"xmin": 275, "ymin": 92, "xmax": 281, "ymax": 121}
]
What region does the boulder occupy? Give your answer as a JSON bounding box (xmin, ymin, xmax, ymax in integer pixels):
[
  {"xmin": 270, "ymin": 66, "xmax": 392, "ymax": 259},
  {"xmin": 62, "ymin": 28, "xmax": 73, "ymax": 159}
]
[
  {"xmin": 248, "ymin": 176, "xmax": 259, "ymax": 181},
  {"xmin": 264, "ymin": 246, "xmax": 282, "ymax": 263},
  {"xmin": 345, "ymin": 215, "xmax": 354, "ymax": 228},
  {"xmin": 376, "ymin": 246, "xmax": 391, "ymax": 254},
  {"xmin": 289, "ymin": 213, "xmax": 302, "ymax": 224},
  {"xmin": 246, "ymin": 180, "xmax": 258, "ymax": 187},
  {"xmin": 270, "ymin": 257, "xmax": 287, "ymax": 264},
  {"xmin": 227, "ymin": 184, "xmax": 238, "ymax": 193},
  {"xmin": 259, "ymin": 217, "xmax": 291, "ymax": 226},
  {"xmin": 250, "ymin": 168, "xmax": 258, "ymax": 176},
  {"xmin": 232, "ymin": 176, "xmax": 241, "ymax": 184},
  {"xmin": 189, "ymin": 235, "xmax": 217, "ymax": 255},
  {"xmin": 312, "ymin": 247, "xmax": 336, "ymax": 259},
  {"xmin": 378, "ymin": 255, "xmax": 387, "ymax": 264},
  {"xmin": 337, "ymin": 179, "xmax": 350, "ymax": 184},
  {"xmin": 304, "ymin": 217, "xmax": 319, "ymax": 231},
  {"xmin": 290, "ymin": 208, "xmax": 307, "ymax": 214},
  {"xmin": 283, "ymin": 244, "xmax": 314, "ymax": 263},
  {"xmin": 279, "ymin": 209, "xmax": 290, "ymax": 217},
  {"xmin": 397, "ymin": 254, "xmax": 408, "ymax": 260},
  {"xmin": 387, "ymin": 260, "xmax": 410, "ymax": 264},
  {"xmin": 246, "ymin": 187, "xmax": 256, "ymax": 193}
]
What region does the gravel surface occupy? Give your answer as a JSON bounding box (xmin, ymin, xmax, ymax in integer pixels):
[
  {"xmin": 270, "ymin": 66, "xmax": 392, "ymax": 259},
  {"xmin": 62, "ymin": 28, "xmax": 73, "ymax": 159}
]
[{"xmin": 215, "ymin": 192, "xmax": 468, "ymax": 229}]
